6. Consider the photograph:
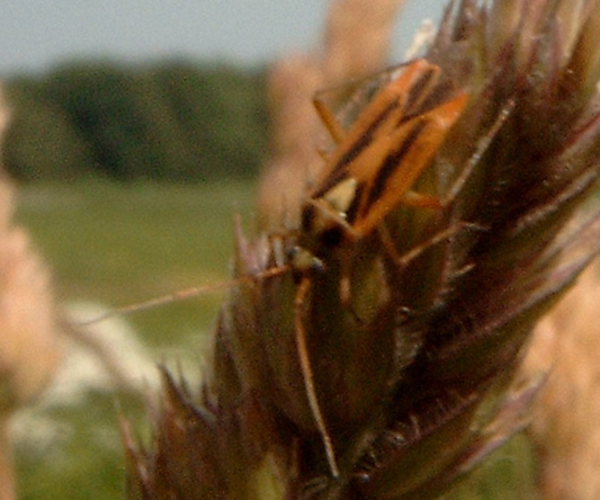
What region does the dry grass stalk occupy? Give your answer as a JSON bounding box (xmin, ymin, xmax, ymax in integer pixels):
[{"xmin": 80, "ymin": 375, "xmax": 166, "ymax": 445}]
[
  {"xmin": 524, "ymin": 260, "xmax": 600, "ymax": 499},
  {"xmin": 0, "ymin": 184, "xmax": 62, "ymax": 500},
  {"xmin": 0, "ymin": 89, "xmax": 61, "ymax": 500},
  {"xmin": 124, "ymin": 0, "xmax": 600, "ymax": 499},
  {"xmin": 0, "ymin": 182, "xmax": 61, "ymax": 411}
]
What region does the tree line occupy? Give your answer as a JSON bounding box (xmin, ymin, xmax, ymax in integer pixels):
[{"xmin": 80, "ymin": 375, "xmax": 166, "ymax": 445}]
[{"xmin": 2, "ymin": 60, "xmax": 270, "ymax": 182}]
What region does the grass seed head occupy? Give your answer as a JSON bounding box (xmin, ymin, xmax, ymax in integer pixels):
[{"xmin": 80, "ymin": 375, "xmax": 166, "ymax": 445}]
[{"xmin": 126, "ymin": 1, "xmax": 600, "ymax": 498}]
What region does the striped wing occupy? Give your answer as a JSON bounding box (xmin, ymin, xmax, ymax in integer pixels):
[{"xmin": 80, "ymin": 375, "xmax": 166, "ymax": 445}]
[{"xmin": 307, "ymin": 59, "xmax": 468, "ymax": 240}]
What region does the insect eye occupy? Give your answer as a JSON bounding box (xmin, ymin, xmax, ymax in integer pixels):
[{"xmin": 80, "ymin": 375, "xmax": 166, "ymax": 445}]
[
  {"xmin": 287, "ymin": 246, "xmax": 326, "ymax": 274},
  {"xmin": 320, "ymin": 226, "xmax": 344, "ymax": 248}
]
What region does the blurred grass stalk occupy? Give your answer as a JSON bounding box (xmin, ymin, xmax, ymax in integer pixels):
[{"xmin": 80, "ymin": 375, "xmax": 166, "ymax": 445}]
[
  {"xmin": 124, "ymin": 0, "xmax": 600, "ymax": 499},
  {"xmin": 525, "ymin": 259, "xmax": 600, "ymax": 499},
  {"xmin": 0, "ymin": 88, "xmax": 62, "ymax": 500}
]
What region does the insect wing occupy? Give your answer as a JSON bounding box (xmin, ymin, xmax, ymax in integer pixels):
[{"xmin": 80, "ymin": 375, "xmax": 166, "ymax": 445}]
[
  {"xmin": 308, "ymin": 59, "xmax": 468, "ymax": 239},
  {"xmin": 311, "ymin": 59, "xmax": 438, "ymax": 195},
  {"xmin": 350, "ymin": 91, "xmax": 468, "ymax": 236}
]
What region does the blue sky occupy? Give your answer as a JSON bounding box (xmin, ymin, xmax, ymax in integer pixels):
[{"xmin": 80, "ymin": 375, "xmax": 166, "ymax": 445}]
[{"xmin": 0, "ymin": 1, "xmax": 446, "ymax": 75}]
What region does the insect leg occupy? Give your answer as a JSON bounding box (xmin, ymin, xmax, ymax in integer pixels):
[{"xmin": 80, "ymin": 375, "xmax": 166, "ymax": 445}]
[
  {"xmin": 377, "ymin": 222, "xmax": 484, "ymax": 269},
  {"xmin": 313, "ymin": 94, "xmax": 346, "ymax": 144},
  {"xmin": 444, "ymin": 99, "xmax": 515, "ymax": 206}
]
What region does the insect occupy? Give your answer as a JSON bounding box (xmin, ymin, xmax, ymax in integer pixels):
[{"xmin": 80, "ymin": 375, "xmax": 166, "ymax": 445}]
[
  {"xmin": 82, "ymin": 58, "xmax": 469, "ymax": 480},
  {"xmin": 87, "ymin": 59, "xmax": 468, "ymax": 320},
  {"xmin": 290, "ymin": 59, "xmax": 469, "ymax": 478},
  {"xmin": 299, "ymin": 58, "xmax": 468, "ymax": 255}
]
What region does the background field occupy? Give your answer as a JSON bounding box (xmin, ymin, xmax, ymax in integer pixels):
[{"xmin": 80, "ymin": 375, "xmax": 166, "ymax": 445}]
[
  {"xmin": 13, "ymin": 180, "xmax": 256, "ymax": 499},
  {"xmin": 15, "ymin": 180, "xmax": 255, "ymax": 339},
  {"xmin": 11, "ymin": 179, "xmax": 538, "ymax": 499}
]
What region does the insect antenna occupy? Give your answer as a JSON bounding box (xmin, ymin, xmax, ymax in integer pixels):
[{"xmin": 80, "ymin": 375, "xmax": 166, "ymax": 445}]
[
  {"xmin": 294, "ymin": 276, "xmax": 340, "ymax": 478},
  {"xmin": 78, "ymin": 265, "xmax": 290, "ymax": 327}
]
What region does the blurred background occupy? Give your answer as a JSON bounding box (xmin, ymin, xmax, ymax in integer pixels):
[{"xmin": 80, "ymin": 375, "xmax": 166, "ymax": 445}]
[
  {"xmin": 0, "ymin": 1, "xmax": 536, "ymax": 499},
  {"xmin": 0, "ymin": 0, "xmax": 444, "ymax": 74}
]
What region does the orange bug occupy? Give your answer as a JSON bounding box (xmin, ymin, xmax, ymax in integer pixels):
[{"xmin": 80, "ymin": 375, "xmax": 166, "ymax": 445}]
[
  {"xmin": 86, "ymin": 59, "xmax": 468, "ymax": 320},
  {"xmin": 298, "ymin": 58, "xmax": 468, "ymax": 255},
  {"xmin": 287, "ymin": 59, "xmax": 469, "ymax": 478},
  {"xmin": 82, "ymin": 59, "xmax": 469, "ymax": 479}
]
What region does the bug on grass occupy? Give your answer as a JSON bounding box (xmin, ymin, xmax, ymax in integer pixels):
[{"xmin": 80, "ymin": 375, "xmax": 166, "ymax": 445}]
[
  {"xmin": 87, "ymin": 59, "xmax": 468, "ymax": 320},
  {"xmin": 299, "ymin": 58, "xmax": 468, "ymax": 255},
  {"xmin": 287, "ymin": 59, "xmax": 469, "ymax": 477},
  {"xmin": 82, "ymin": 58, "xmax": 470, "ymax": 479}
]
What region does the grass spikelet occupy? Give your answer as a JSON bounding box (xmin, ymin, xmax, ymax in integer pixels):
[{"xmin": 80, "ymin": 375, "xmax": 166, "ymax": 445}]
[{"xmin": 125, "ymin": 1, "xmax": 600, "ymax": 498}]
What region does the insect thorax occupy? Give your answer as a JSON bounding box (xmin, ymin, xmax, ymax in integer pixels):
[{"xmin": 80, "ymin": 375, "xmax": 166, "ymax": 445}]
[{"xmin": 300, "ymin": 177, "xmax": 360, "ymax": 252}]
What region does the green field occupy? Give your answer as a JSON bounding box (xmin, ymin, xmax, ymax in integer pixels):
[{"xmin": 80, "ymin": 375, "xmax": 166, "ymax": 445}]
[
  {"xmin": 13, "ymin": 180, "xmax": 257, "ymax": 499},
  {"xmin": 11, "ymin": 180, "xmax": 537, "ymax": 499},
  {"xmin": 15, "ymin": 179, "xmax": 256, "ymax": 342}
]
